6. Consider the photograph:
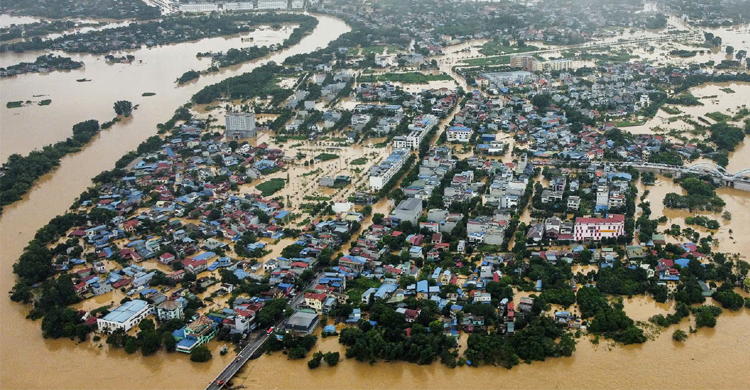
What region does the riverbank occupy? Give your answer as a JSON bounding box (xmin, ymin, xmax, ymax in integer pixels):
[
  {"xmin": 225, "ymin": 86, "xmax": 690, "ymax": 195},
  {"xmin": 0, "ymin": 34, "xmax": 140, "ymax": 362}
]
[
  {"xmin": 0, "ymin": 14, "xmax": 346, "ymax": 163},
  {"xmin": 0, "ymin": 13, "xmax": 351, "ymax": 390}
]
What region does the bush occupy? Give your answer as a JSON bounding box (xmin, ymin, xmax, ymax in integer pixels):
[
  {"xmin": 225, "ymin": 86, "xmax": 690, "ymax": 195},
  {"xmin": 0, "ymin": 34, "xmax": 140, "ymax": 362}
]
[
  {"xmin": 323, "ymin": 351, "xmax": 340, "ymax": 366},
  {"xmin": 308, "ymin": 352, "xmax": 323, "ymax": 369},
  {"xmin": 672, "ymin": 329, "xmax": 688, "ymax": 342},
  {"xmin": 713, "ymin": 289, "xmax": 745, "ymax": 311},
  {"xmin": 190, "ymin": 345, "xmax": 212, "ymax": 362},
  {"xmin": 692, "ymin": 305, "xmax": 722, "ymax": 328}
]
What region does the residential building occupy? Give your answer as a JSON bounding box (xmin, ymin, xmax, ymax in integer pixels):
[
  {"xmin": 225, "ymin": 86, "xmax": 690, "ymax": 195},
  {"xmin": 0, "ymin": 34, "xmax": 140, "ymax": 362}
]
[
  {"xmin": 369, "ymin": 148, "xmax": 410, "ymax": 190},
  {"xmin": 391, "ymin": 198, "xmax": 423, "ymax": 225},
  {"xmin": 304, "ymin": 292, "xmax": 327, "ymax": 313},
  {"xmin": 573, "ymin": 214, "xmax": 625, "ymax": 241},
  {"xmin": 567, "ymin": 195, "xmax": 581, "ymax": 211},
  {"xmin": 176, "ymin": 315, "xmax": 218, "ymax": 353},
  {"xmin": 446, "ymin": 126, "xmax": 473, "ymax": 142},
  {"xmin": 285, "ymin": 311, "xmax": 319, "ymax": 335},
  {"xmin": 97, "ymin": 299, "xmax": 150, "ymax": 333},
  {"xmin": 156, "ymin": 300, "xmax": 184, "ymax": 321}
]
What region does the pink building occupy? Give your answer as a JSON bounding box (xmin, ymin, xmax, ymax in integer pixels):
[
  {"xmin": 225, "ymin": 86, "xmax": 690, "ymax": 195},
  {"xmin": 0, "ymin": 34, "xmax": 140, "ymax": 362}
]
[{"xmin": 574, "ymin": 214, "xmax": 625, "ymax": 241}]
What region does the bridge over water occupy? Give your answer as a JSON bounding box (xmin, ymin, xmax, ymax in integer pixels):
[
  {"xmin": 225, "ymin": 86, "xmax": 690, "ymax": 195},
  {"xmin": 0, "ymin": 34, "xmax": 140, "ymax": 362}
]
[{"xmin": 621, "ymin": 162, "xmax": 750, "ymax": 191}]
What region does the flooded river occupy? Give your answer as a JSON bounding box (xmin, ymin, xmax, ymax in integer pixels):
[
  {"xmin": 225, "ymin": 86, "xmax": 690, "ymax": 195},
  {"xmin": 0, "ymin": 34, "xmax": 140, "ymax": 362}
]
[
  {"xmin": 234, "ymin": 299, "xmax": 750, "ymax": 390},
  {"xmin": 1, "ymin": 10, "xmax": 750, "ymax": 390},
  {"xmin": 0, "ymin": 13, "xmax": 351, "ymax": 390},
  {"xmin": 0, "ymin": 20, "xmax": 314, "ymax": 161}
]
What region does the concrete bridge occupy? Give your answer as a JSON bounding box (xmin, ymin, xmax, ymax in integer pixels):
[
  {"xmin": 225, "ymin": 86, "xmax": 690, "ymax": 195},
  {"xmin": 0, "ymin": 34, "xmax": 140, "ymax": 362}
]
[
  {"xmin": 205, "ymin": 273, "xmax": 322, "ymax": 390},
  {"xmin": 621, "ymin": 162, "xmax": 750, "ymax": 191},
  {"xmin": 534, "ymin": 160, "xmax": 750, "ymax": 191}
]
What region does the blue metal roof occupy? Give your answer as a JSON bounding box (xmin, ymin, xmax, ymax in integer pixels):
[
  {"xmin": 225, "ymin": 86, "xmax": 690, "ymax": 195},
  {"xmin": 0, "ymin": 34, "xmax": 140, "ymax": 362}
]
[{"xmin": 102, "ymin": 299, "xmax": 148, "ymax": 324}]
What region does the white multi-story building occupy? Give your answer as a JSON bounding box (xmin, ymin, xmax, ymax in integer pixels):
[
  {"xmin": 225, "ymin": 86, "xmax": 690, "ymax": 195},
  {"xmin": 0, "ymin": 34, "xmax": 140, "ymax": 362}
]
[
  {"xmin": 179, "ymin": 2, "xmax": 219, "ymax": 12},
  {"xmin": 573, "ymin": 214, "xmax": 625, "ymax": 241},
  {"xmin": 224, "ymin": 2, "xmax": 256, "ymax": 10},
  {"xmin": 446, "ymin": 126, "xmax": 473, "ymax": 142},
  {"xmin": 257, "ymin": 0, "xmax": 288, "ymax": 9},
  {"xmin": 596, "ymin": 186, "xmax": 609, "ymax": 208},
  {"xmin": 393, "ymin": 129, "xmax": 427, "ymax": 150},
  {"xmin": 156, "ymin": 300, "xmax": 184, "ymax": 321},
  {"xmin": 369, "ymin": 148, "xmax": 410, "ymax": 190},
  {"xmin": 97, "ymin": 299, "xmax": 151, "ymax": 333},
  {"xmin": 546, "ymin": 59, "xmax": 573, "ymax": 71},
  {"xmin": 225, "ymin": 112, "xmax": 257, "ymax": 139}
]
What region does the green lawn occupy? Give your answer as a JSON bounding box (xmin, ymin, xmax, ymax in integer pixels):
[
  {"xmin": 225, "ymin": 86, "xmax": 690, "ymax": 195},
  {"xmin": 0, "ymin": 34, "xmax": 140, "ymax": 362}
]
[
  {"xmin": 461, "ymin": 56, "xmax": 511, "ymax": 66},
  {"xmin": 479, "ymin": 42, "xmax": 539, "ymax": 56},
  {"xmin": 614, "ymin": 119, "xmax": 647, "ymax": 127},
  {"xmin": 6, "ymin": 101, "xmax": 23, "ymax": 108},
  {"xmin": 345, "ymin": 277, "xmax": 383, "ymax": 303},
  {"xmin": 255, "ymin": 178, "xmax": 285, "ymax": 197},
  {"xmin": 660, "ymin": 106, "xmax": 682, "ymax": 115},
  {"xmin": 705, "ymin": 111, "xmax": 732, "ymax": 122},
  {"xmin": 351, "ymin": 158, "xmax": 368, "ymax": 165},
  {"xmin": 315, "ymin": 153, "xmax": 339, "ymax": 161},
  {"xmin": 358, "ymin": 72, "xmax": 453, "ymax": 84}
]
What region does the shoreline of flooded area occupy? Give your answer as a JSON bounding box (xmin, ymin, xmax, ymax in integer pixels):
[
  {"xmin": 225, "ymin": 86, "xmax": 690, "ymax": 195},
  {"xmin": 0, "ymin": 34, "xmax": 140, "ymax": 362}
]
[{"xmin": 0, "ymin": 14, "xmax": 351, "ymax": 390}]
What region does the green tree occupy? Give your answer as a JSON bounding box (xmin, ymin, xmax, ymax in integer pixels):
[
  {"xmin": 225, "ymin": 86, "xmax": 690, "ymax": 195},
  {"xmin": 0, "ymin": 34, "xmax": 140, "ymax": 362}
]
[
  {"xmin": 190, "ymin": 345, "xmax": 212, "ymax": 362},
  {"xmin": 308, "ymin": 351, "xmax": 323, "ymax": 369},
  {"xmin": 114, "ymin": 100, "xmax": 133, "ymax": 117},
  {"xmin": 124, "ymin": 337, "xmax": 139, "ymax": 354},
  {"xmin": 323, "ymin": 351, "xmax": 340, "ymax": 366}
]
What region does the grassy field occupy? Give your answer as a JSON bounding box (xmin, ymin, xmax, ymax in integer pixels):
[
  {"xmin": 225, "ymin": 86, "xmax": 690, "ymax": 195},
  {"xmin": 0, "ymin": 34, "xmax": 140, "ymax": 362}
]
[
  {"xmin": 346, "ymin": 277, "xmax": 383, "ymax": 303},
  {"xmin": 479, "ymin": 42, "xmax": 539, "ymax": 56},
  {"xmin": 705, "ymin": 111, "xmax": 732, "ymax": 122},
  {"xmin": 660, "ymin": 106, "xmax": 682, "ymax": 115},
  {"xmin": 6, "ymin": 101, "xmax": 23, "ymax": 108},
  {"xmin": 461, "ymin": 56, "xmax": 511, "ymax": 66},
  {"xmin": 358, "ymin": 72, "xmax": 453, "ymax": 84},
  {"xmin": 255, "ymin": 178, "xmax": 285, "ymax": 197},
  {"xmin": 351, "ymin": 157, "xmax": 368, "ymax": 165},
  {"xmin": 615, "ymin": 119, "xmax": 647, "ymax": 127},
  {"xmin": 315, "ymin": 153, "xmax": 339, "ymax": 161}
]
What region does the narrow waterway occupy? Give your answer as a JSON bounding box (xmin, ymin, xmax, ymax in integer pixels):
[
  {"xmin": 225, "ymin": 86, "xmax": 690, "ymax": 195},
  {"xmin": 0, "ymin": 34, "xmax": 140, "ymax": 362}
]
[{"xmin": 0, "ymin": 14, "xmax": 351, "ymax": 390}]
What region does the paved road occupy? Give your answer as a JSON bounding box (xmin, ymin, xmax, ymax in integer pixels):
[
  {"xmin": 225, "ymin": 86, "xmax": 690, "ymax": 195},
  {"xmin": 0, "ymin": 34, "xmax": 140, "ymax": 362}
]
[{"xmin": 205, "ymin": 274, "xmax": 321, "ymax": 390}]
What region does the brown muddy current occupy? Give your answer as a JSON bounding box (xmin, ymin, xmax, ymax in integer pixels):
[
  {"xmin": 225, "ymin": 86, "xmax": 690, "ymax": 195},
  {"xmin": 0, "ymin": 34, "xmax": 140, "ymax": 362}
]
[{"xmin": 1, "ymin": 10, "xmax": 749, "ymax": 390}]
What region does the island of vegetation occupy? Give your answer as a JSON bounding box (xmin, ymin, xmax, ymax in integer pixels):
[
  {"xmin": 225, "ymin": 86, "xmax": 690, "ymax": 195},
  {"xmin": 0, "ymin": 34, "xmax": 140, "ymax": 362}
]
[
  {"xmin": 0, "ymin": 19, "xmax": 106, "ymax": 42},
  {"xmin": 0, "ymin": 54, "xmax": 83, "ymax": 78},
  {"xmin": 1, "ymin": 13, "xmax": 318, "ymax": 55}
]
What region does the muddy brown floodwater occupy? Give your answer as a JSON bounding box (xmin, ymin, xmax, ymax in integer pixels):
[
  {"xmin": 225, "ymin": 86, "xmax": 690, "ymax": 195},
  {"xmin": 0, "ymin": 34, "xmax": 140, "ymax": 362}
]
[
  {"xmin": 1, "ymin": 11, "xmax": 750, "ymax": 390},
  {"xmin": 235, "ymin": 300, "xmax": 750, "ymax": 390},
  {"xmin": 0, "ymin": 14, "xmax": 351, "ymax": 390}
]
